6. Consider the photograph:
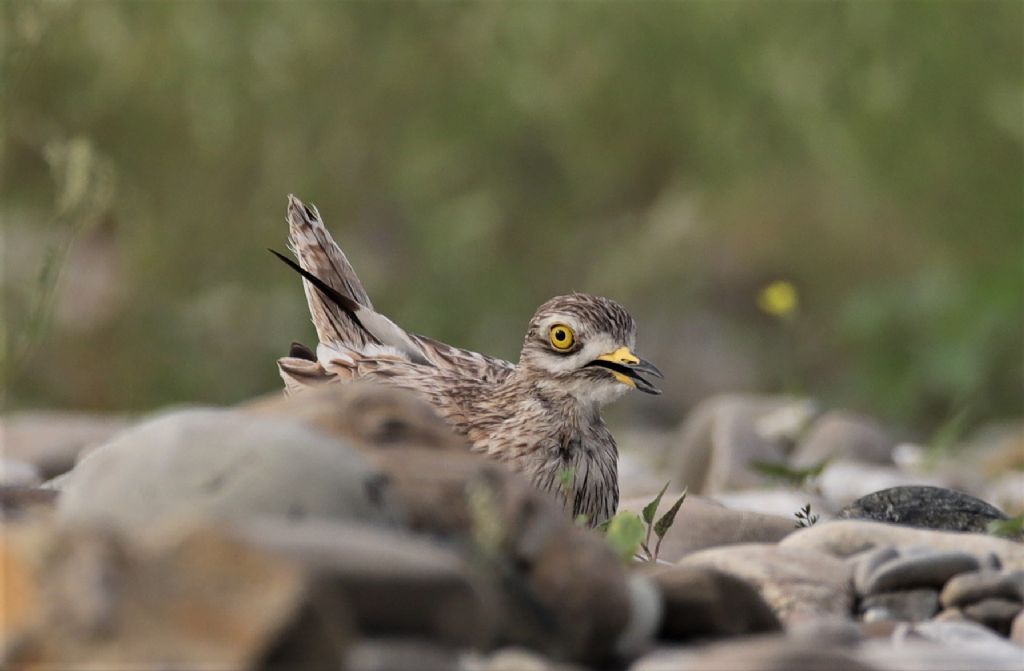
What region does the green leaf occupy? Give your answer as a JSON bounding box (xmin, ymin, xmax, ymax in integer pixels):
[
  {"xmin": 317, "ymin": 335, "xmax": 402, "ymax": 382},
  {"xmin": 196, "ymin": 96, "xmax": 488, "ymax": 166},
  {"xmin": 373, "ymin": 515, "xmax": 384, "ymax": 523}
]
[
  {"xmin": 749, "ymin": 460, "xmax": 827, "ymax": 486},
  {"xmin": 642, "ymin": 481, "xmax": 671, "ymax": 525},
  {"xmin": 654, "ymin": 488, "xmax": 687, "ymax": 539},
  {"xmin": 987, "ymin": 515, "xmax": 1024, "ymax": 539},
  {"xmin": 604, "ymin": 512, "xmax": 646, "ymax": 562}
]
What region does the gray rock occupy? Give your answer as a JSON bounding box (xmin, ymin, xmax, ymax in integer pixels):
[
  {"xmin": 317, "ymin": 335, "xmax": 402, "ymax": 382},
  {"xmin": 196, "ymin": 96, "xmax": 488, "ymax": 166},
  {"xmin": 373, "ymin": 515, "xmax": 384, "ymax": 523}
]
[
  {"xmin": 933, "ymin": 607, "xmax": 967, "ymax": 623},
  {"xmin": 859, "ymin": 589, "xmax": 939, "ymax": 621},
  {"xmin": 648, "ymin": 564, "xmax": 781, "ymax": 640},
  {"xmin": 962, "ymin": 598, "xmax": 1022, "ymax": 635},
  {"xmin": 0, "ymin": 458, "xmax": 42, "ymax": 487},
  {"xmin": 1, "ymin": 411, "xmax": 132, "ymax": 478},
  {"xmin": 861, "ymin": 550, "xmax": 979, "ymax": 594},
  {"xmin": 780, "ymin": 520, "xmax": 1024, "ymax": 571},
  {"xmin": 57, "ymin": 408, "xmax": 403, "ymax": 530},
  {"xmin": 618, "ymin": 493, "xmax": 795, "ymax": 562},
  {"xmin": 678, "ymin": 543, "xmax": 854, "ymax": 624},
  {"xmin": 838, "ymin": 486, "xmax": 1007, "ymax": 533},
  {"xmin": 791, "ymin": 410, "xmax": 896, "ymax": 468},
  {"xmin": 940, "ymin": 570, "xmax": 1024, "ymax": 609},
  {"xmin": 711, "ymin": 488, "xmax": 835, "ymax": 521}
]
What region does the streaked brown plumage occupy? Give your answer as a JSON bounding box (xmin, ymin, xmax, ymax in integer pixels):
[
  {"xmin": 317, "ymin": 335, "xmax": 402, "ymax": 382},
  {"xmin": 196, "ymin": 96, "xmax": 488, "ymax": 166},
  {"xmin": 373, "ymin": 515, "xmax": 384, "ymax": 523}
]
[{"xmin": 275, "ymin": 195, "xmax": 662, "ymax": 525}]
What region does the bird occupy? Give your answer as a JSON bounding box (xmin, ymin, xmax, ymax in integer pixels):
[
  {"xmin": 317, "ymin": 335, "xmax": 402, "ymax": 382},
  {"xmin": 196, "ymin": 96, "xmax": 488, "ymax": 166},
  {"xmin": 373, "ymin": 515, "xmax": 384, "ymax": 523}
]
[{"xmin": 272, "ymin": 194, "xmax": 662, "ymax": 525}]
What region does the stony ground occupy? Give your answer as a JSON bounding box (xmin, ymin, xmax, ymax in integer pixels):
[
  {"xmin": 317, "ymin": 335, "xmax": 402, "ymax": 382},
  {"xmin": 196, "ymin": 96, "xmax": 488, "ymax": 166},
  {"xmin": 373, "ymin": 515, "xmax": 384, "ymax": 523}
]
[{"xmin": 2, "ymin": 385, "xmax": 1022, "ymax": 670}]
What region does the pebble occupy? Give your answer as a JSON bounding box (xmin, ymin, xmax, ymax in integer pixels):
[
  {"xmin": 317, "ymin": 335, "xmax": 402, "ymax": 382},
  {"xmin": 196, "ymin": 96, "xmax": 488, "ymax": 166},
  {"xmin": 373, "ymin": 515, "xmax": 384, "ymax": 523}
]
[
  {"xmin": 860, "ymin": 550, "xmax": 979, "ymax": 595},
  {"xmin": 859, "ymin": 589, "xmax": 939, "ymax": 622},
  {"xmin": 961, "ymin": 598, "xmax": 1022, "ymax": 636},
  {"xmin": 939, "ymin": 569, "xmax": 1024, "ymax": 608},
  {"xmin": 780, "ymin": 520, "xmax": 1024, "ymax": 571}
]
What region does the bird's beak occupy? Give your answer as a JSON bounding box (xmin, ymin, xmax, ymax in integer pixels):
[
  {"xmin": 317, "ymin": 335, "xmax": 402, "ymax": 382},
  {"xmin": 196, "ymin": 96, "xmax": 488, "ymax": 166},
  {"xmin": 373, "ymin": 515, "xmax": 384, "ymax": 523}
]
[{"xmin": 586, "ymin": 346, "xmax": 664, "ymax": 395}]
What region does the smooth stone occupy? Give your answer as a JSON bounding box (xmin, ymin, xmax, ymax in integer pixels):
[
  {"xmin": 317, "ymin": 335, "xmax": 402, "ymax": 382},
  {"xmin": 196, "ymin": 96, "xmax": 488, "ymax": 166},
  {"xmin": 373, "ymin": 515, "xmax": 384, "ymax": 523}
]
[
  {"xmin": 631, "ymin": 635, "xmax": 879, "ymax": 671},
  {"xmin": 839, "ymin": 486, "xmax": 1007, "ymax": 533},
  {"xmin": 860, "ymin": 620, "xmax": 1024, "ymax": 670},
  {"xmin": 235, "ymin": 517, "xmax": 494, "ymax": 647},
  {"xmin": 0, "ymin": 458, "xmax": 42, "ymax": 488},
  {"xmin": 818, "ymin": 459, "xmax": 947, "ymax": 509},
  {"xmin": 462, "ymin": 646, "xmax": 584, "ymax": 671},
  {"xmin": 667, "ymin": 395, "xmax": 816, "ymax": 496},
  {"xmin": 861, "ymin": 550, "xmax": 979, "ymax": 594},
  {"xmin": 850, "ymin": 546, "xmax": 899, "ymax": 595},
  {"xmin": 859, "ymin": 589, "xmax": 939, "ymax": 621},
  {"xmin": 934, "ymin": 607, "xmax": 968, "ymax": 622},
  {"xmin": 0, "ymin": 411, "xmax": 132, "ymax": 478},
  {"xmin": 648, "ymin": 564, "xmax": 781, "ymax": 640},
  {"xmin": 347, "ymin": 640, "xmax": 464, "ymax": 671},
  {"xmin": 618, "ymin": 493, "xmax": 795, "ymax": 562},
  {"xmin": 791, "ymin": 410, "xmax": 896, "ymax": 468},
  {"xmin": 57, "ymin": 408, "xmax": 402, "ymax": 530},
  {"xmin": 940, "ymin": 570, "xmax": 1024, "ymax": 608},
  {"xmin": 1011, "ymin": 610, "xmax": 1024, "ymax": 644},
  {"xmin": 780, "ymin": 520, "xmax": 1024, "ymax": 571},
  {"xmin": 962, "ymin": 598, "xmax": 1022, "ymax": 635},
  {"xmin": 678, "ymin": 543, "xmax": 854, "ymax": 624}
]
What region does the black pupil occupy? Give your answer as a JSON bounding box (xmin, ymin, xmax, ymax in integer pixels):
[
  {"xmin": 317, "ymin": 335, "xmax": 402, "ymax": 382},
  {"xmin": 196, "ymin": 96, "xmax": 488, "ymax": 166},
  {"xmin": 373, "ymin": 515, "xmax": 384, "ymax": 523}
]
[{"xmin": 555, "ymin": 330, "xmax": 566, "ymax": 341}]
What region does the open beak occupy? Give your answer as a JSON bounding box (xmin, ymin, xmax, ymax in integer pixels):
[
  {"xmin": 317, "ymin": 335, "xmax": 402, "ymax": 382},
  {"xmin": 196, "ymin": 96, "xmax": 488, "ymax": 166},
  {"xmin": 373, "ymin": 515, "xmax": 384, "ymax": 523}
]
[{"xmin": 586, "ymin": 346, "xmax": 664, "ymax": 395}]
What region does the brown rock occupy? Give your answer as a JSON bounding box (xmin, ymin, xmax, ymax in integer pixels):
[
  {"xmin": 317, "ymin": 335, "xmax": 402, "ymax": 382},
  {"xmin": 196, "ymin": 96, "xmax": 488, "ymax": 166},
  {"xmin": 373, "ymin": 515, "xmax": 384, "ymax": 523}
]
[
  {"xmin": 678, "ymin": 544, "xmax": 854, "ymax": 624},
  {"xmin": 235, "ymin": 517, "xmax": 495, "ymax": 647},
  {"xmin": 1011, "ymin": 609, "xmax": 1024, "ymax": 644},
  {"xmin": 618, "ymin": 493, "xmax": 795, "ymax": 562},
  {"xmin": 2, "ymin": 520, "xmax": 343, "ymax": 670},
  {"xmin": 648, "ymin": 564, "xmax": 781, "ymax": 640},
  {"xmin": 631, "ymin": 635, "xmax": 879, "ymax": 671}
]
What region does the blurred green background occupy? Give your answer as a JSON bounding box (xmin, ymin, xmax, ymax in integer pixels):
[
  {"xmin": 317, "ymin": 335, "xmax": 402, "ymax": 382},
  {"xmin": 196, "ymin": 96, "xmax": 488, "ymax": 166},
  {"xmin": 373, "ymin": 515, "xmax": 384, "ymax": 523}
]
[{"xmin": 3, "ymin": 1, "xmax": 1022, "ymax": 436}]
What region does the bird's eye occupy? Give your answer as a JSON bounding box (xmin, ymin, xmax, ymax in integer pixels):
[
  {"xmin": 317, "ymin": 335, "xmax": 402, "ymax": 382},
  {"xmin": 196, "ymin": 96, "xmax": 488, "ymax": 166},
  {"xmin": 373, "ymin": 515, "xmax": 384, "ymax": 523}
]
[{"xmin": 548, "ymin": 324, "xmax": 575, "ymax": 351}]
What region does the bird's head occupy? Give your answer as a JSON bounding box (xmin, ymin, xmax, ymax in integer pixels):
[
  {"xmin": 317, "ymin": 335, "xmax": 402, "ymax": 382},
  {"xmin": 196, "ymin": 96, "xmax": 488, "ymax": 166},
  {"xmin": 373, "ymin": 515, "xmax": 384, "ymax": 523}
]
[{"xmin": 518, "ymin": 293, "xmax": 663, "ymax": 404}]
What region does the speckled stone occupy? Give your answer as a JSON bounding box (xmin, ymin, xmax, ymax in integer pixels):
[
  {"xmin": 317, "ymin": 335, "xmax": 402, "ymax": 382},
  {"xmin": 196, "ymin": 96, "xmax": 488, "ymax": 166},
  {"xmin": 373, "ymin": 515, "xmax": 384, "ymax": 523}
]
[{"xmin": 838, "ymin": 486, "xmax": 1007, "ymax": 533}]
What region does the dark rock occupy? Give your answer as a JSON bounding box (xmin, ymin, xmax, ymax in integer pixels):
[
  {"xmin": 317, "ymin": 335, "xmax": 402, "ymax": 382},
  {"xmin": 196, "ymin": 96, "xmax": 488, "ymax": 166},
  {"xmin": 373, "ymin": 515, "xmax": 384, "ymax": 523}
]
[
  {"xmin": 0, "ymin": 485, "xmax": 58, "ymax": 518},
  {"xmin": 838, "ymin": 486, "xmax": 1007, "ymax": 533},
  {"xmin": 860, "ymin": 550, "xmax": 979, "ymax": 594},
  {"xmin": 858, "ymin": 589, "xmax": 939, "ymax": 621},
  {"xmin": 962, "ymin": 598, "xmax": 1022, "ymax": 635},
  {"xmin": 648, "ymin": 564, "xmax": 781, "ymax": 640},
  {"xmin": 940, "ymin": 570, "xmax": 1024, "ymax": 609}
]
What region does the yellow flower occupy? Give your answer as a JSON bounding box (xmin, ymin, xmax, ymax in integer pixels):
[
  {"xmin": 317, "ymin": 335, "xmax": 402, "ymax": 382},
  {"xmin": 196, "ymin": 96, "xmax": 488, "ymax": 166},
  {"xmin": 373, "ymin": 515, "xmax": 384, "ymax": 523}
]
[{"xmin": 758, "ymin": 280, "xmax": 799, "ymax": 318}]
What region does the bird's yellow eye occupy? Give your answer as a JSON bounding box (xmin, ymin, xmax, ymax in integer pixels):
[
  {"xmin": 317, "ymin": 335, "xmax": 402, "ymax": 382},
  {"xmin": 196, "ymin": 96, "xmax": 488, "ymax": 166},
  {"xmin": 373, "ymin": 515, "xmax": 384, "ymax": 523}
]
[{"xmin": 548, "ymin": 324, "xmax": 575, "ymax": 351}]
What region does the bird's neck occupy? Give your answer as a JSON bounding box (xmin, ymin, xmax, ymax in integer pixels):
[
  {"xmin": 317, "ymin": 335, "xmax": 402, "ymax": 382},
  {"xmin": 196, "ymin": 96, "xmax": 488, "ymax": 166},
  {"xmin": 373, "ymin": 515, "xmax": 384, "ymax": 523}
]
[{"xmin": 504, "ymin": 369, "xmax": 603, "ymax": 425}]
